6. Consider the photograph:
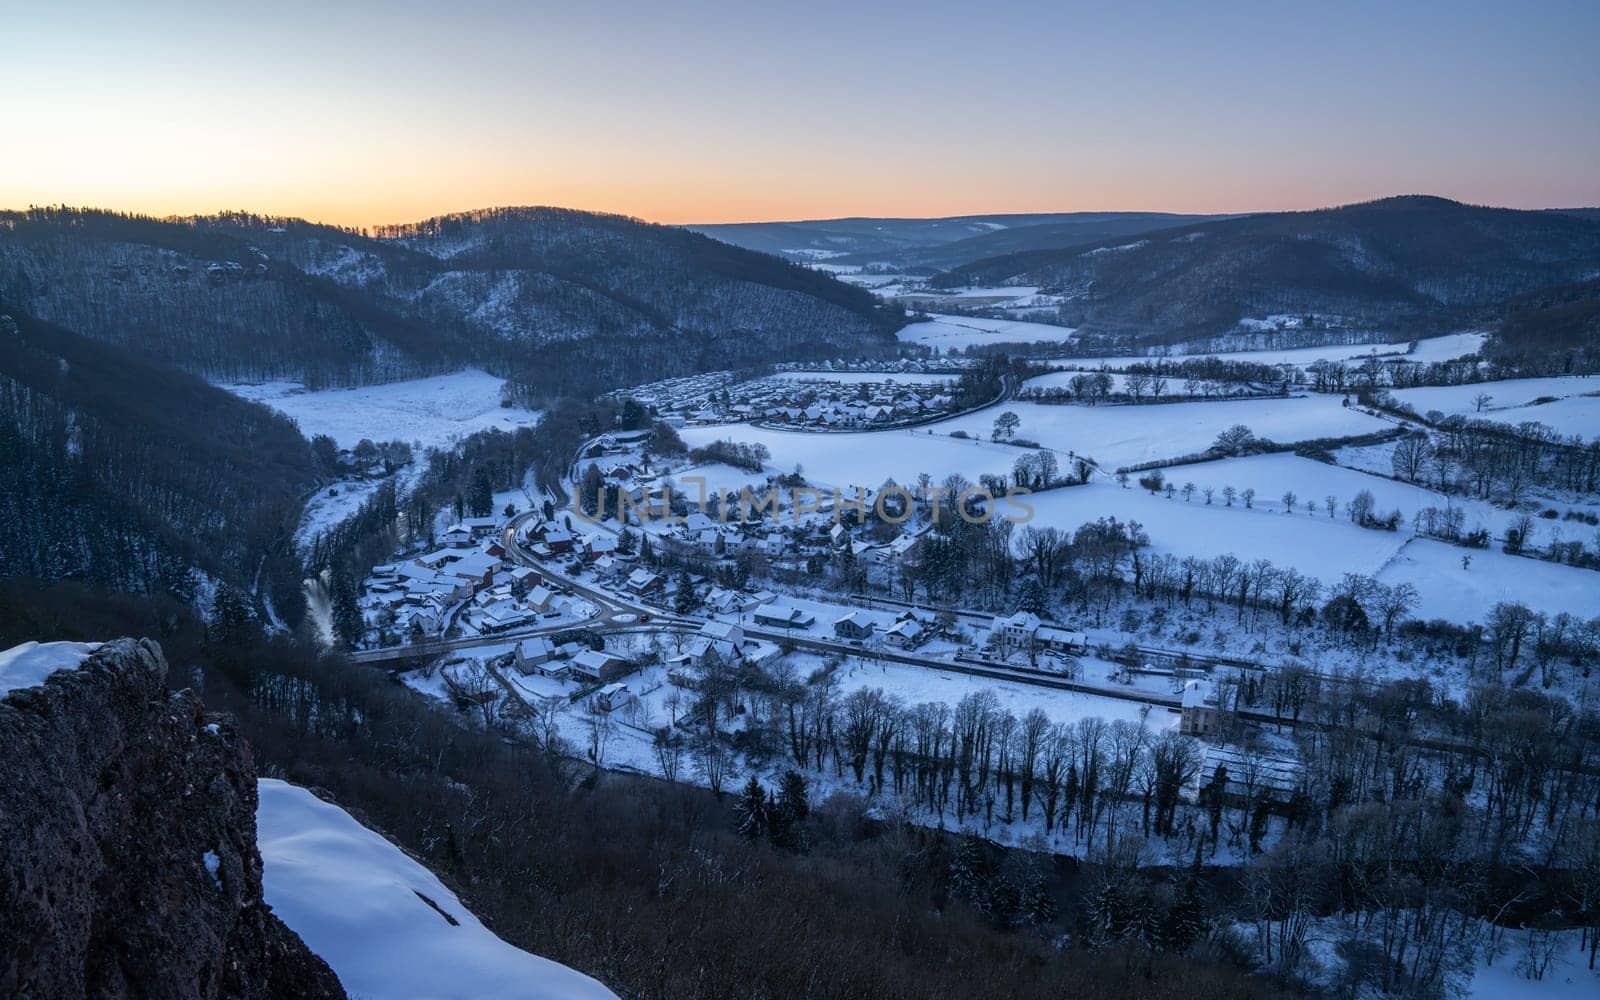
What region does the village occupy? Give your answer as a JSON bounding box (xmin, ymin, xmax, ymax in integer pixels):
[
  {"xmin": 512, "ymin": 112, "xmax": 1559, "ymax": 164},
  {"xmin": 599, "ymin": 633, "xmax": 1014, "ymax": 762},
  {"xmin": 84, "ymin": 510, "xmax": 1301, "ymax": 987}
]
[{"xmin": 610, "ymin": 361, "xmax": 971, "ymax": 430}]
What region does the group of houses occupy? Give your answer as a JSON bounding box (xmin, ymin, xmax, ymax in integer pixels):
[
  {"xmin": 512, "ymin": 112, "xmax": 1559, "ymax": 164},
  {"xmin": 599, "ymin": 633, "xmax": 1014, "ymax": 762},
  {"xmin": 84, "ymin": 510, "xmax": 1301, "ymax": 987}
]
[
  {"xmin": 364, "ymin": 514, "xmax": 599, "ymax": 642},
  {"xmin": 362, "ymin": 517, "xmax": 512, "ymax": 638}
]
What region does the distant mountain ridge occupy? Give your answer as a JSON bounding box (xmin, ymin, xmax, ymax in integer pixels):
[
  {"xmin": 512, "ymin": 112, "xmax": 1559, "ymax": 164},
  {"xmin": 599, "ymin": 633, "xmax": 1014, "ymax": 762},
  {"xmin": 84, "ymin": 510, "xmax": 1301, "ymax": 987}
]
[
  {"xmin": 933, "ymin": 196, "xmax": 1600, "ymax": 345},
  {"xmin": 688, "ymin": 211, "xmax": 1228, "ymax": 270},
  {"xmin": 0, "ymin": 206, "xmax": 904, "ymax": 398}
]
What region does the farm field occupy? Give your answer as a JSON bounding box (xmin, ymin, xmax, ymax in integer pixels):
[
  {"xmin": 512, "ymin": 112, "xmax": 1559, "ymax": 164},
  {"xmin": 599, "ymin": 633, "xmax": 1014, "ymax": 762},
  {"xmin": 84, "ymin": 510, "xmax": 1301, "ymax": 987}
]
[
  {"xmin": 1015, "ymin": 479, "xmax": 1599, "ymax": 622},
  {"xmin": 895, "ymin": 314, "xmax": 1079, "ymax": 350},
  {"xmin": 677, "ymin": 422, "xmax": 1025, "ymax": 490},
  {"xmin": 1040, "ymin": 332, "xmax": 1485, "ymax": 373},
  {"xmin": 1148, "ymin": 452, "xmax": 1544, "ymax": 539},
  {"xmin": 1375, "ymin": 535, "xmax": 1600, "ymax": 622},
  {"xmin": 927, "ymin": 396, "xmax": 1390, "ymax": 469},
  {"xmin": 220, "ymin": 369, "xmax": 541, "ymax": 450},
  {"xmin": 1389, "ymin": 375, "xmax": 1600, "ymax": 436}
]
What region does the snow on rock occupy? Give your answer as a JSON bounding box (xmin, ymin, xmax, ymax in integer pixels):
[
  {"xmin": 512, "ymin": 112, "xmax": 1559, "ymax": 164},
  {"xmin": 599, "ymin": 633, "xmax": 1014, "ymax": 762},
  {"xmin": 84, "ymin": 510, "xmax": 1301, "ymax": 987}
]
[
  {"xmin": 0, "ymin": 641, "xmax": 102, "ymax": 697},
  {"xmin": 257, "ymin": 779, "xmax": 616, "ymax": 1000}
]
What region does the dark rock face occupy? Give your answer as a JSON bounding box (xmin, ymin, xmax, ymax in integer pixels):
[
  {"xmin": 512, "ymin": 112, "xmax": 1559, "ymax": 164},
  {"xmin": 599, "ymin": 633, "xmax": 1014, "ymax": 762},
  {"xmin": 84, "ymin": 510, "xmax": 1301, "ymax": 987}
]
[{"xmin": 0, "ymin": 638, "xmax": 345, "ymax": 999}]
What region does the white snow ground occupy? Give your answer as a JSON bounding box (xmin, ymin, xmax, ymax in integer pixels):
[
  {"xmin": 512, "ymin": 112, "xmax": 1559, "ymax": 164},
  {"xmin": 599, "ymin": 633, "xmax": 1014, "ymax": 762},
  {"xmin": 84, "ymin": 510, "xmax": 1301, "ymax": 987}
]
[
  {"xmin": 1389, "ymin": 375, "xmax": 1600, "ymax": 437},
  {"xmin": 677, "ymin": 423, "xmax": 1025, "ymax": 491},
  {"xmin": 929, "ymin": 396, "xmax": 1390, "ymax": 470},
  {"xmin": 896, "ymin": 314, "xmax": 1078, "ymax": 350},
  {"xmin": 257, "ymin": 779, "xmax": 616, "ymax": 1000},
  {"xmin": 220, "ymin": 370, "xmax": 542, "ymax": 450},
  {"xmin": 0, "ymin": 640, "xmax": 101, "ymax": 696}
]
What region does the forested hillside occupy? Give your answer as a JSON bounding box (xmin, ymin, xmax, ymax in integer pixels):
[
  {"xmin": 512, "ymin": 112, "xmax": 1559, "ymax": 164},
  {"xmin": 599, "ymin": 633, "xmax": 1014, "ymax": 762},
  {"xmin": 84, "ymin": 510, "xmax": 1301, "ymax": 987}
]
[
  {"xmin": 0, "ymin": 304, "xmax": 315, "ymax": 616},
  {"xmin": 1486, "ymin": 276, "xmax": 1600, "ymax": 373},
  {"xmin": 935, "ymin": 196, "xmax": 1600, "ymax": 344},
  {"xmin": 0, "ymin": 206, "xmax": 903, "ymax": 398}
]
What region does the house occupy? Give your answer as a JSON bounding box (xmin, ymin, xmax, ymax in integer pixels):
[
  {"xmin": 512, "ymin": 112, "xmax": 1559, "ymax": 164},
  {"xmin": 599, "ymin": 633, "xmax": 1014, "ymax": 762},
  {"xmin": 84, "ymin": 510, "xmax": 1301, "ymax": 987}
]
[
  {"xmin": 525, "ymin": 585, "xmax": 557, "ymax": 611},
  {"xmin": 625, "ymin": 569, "xmax": 664, "ymax": 595},
  {"xmin": 694, "ymin": 529, "xmax": 726, "ymax": 556},
  {"xmin": 1190, "ymin": 745, "xmax": 1300, "ymax": 805},
  {"xmin": 828, "ymin": 523, "xmax": 848, "ymax": 547},
  {"xmin": 998, "ymin": 611, "xmax": 1042, "ymax": 647},
  {"xmin": 414, "ymin": 548, "xmax": 455, "ymax": 570},
  {"xmin": 461, "ymin": 515, "xmax": 500, "ymax": 538},
  {"xmin": 833, "ymin": 611, "xmax": 875, "ymax": 641},
  {"xmin": 479, "ymin": 600, "xmax": 534, "ymax": 633},
  {"xmin": 443, "ymin": 551, "xmax": 500, "ymax": 593},
  {"xmin": 595, "ymin": 682, "xmax": 635, "ymax": 713},
  {"xmin": 569, "ymin": 649, "xmax": 629, "ymax": 684},
  {"xmin": 703, "ymin": 587, "xmax": 749, "ymax": 615},
  {"xmin": 507, "ymin": 566, "xmax": 539, "ymax": 594},
  {"xmin": 513, "ymin": 636, "xmax": 556, "ymax": 674},
  {"xmin": 884, "ymin": 618, "xmax": 923, "ymax": 648},
  {"xmin": 752, "ymin": 604, "xmax": 815, "ymax": 629},
  {"xmin": 1180, "ymin": 680, "xmax": 1219, "ymax": 738},
  {"xmin": 544, "ymin": 527, "xmax": 574, "ymax": 554},
  {"xmin": 1037, "ymin": 626, "xmax": 1088, "ymax": 655},
  {"xmin": 440, "ymin": 527, "xmax": 474, "ymax": 548},
  {"xmin": 700, "ymin": 619, "xmax": 744, "ymax": 648},
  {"xmin": 879, "ymin": 531, "xmax": 926, "ymax": 565},
  {"xmin": 667, "ymin": 637, "xmax": 722, "ymax": 671}
]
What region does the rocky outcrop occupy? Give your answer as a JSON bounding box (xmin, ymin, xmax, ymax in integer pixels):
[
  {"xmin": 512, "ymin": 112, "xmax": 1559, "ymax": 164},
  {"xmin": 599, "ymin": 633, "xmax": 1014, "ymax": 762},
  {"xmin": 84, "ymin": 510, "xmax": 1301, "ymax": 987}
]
[{"xmin": 0, "ymin": 638, "xmax": 345, "ymax": 999}]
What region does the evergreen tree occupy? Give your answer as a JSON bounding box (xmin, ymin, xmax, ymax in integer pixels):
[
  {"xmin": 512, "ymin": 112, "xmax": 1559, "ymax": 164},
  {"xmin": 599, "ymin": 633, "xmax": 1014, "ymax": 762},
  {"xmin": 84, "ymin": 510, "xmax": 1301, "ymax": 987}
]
[
  {"xmin": 734, "ymin": 776, "xmax": 769, "ymax": 840},
  {"xmin": 469, "ymin": 467, "xmax": 494, "ymax": 517},
  {"xmin": 672, "ymin": 569, "xmax": 695, "ymax": 614},
  {"xmin": 776, "ymin": 769, "xmax": 810, "ymax": 823},
  {"xmin": 207, "ymin": 585, "xmax": 258, "ymax": 646},
  {"xmin": 330, "ymin": 565, "xmax": 364, "ymax": 648},
  {"xmin": 577, "ymin": 464, "xmax": 604, "ymax": 518}
]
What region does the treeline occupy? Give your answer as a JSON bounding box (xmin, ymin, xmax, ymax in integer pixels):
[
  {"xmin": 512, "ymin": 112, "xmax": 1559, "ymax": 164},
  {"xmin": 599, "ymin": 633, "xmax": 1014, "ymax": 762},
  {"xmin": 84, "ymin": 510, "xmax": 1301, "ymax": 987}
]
[
  {"xmin": 1366, "ymin": 396, "xmax": 1600, "ymax": 510},
  {"xmin": 0, "ymin": 306, "xmax": 314, "ymax": 617}
]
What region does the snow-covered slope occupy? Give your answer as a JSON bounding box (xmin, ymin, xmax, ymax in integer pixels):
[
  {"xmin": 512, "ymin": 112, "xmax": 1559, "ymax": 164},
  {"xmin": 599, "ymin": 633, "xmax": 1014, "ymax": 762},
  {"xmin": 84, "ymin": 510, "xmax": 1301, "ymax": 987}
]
[
  {"xmin": 257, "ymin": 779, "xmax": 615, "ymax": 1000},
  {"xmin": 0, "ymin": 641, "xmax": 102, "ymax": 697}
]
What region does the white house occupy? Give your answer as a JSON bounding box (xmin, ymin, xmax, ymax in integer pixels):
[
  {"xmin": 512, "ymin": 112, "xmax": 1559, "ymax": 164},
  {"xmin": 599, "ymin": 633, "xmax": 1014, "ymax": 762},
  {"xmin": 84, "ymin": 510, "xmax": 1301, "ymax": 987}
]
[
  {"xmin": 595, "ymin": 682, "xmax": 636, "ymax": 713},
  {"xmin": 998, "ymin": 611, "xmax": 1042, "ymax": 647},
  {"xmin": 885, "ymin": 618, "xmax": 923, "ymax": 648},
  {"xmin": 513, "ymin": 636, "xmax": 556, "ymax": 674}
]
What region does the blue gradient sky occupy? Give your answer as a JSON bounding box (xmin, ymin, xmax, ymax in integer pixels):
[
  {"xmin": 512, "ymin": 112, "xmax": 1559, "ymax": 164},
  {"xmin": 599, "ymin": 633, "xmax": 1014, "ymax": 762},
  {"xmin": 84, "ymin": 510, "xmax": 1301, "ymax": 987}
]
[{"xmin": 2, "ymin": 1, "xmax": 1595, "ymax": 225}]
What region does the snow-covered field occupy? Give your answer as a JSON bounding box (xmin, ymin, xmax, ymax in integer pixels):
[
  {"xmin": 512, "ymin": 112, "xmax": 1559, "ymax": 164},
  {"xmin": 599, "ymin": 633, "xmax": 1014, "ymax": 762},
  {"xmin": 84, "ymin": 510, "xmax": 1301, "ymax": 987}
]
[
  {"xmin": 257, "ymin": 779, "xmax": 616, "ymax": 1000},
  {"xmin": 221, "ymin": 369, "xmax": 542, "ymax": 450},
  {"xmin": 896, "ymin": 314, "xmax": 1078, "ymax": 350},
  {"xmin": 831, "ymin": 656, "xmax": 1173, "ymax": 732},
  {"xmin": 929, "ymin": 396, "xmax": 1390, "ymax": 469},
  {"xmin": 1375, "ymin": 536, "xmax": 1600, "ymax": 622},
  {"xmin": 1153, "ymin": 452, "xmax": 1542, "ymax": 538},
  {"xmin": 1389, "ymin": 375, "xmax": 1600, "ymax": 436},
  {"xmin": 1013, "ymin": 480, "xmax": 1598, "ymax": 622},
  {"xmin": 677, "ymin": 423, "xmax": 1025, "ymax": 490},
  {"xmin": 662, "ymin": 461, "xmax": 777, "ymax": 499},
  {"xmin": 1042, "ymin": 332, "xmax": 1485, "ymax": 372}
]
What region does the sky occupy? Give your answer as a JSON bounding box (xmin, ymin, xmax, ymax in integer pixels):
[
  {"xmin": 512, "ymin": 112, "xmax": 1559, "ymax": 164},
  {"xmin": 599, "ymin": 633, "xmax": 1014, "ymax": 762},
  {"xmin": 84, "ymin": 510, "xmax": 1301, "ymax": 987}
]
[{"xmin": 2, "ymin": 1, "xmax": 1596, "ymax": 227}]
